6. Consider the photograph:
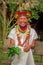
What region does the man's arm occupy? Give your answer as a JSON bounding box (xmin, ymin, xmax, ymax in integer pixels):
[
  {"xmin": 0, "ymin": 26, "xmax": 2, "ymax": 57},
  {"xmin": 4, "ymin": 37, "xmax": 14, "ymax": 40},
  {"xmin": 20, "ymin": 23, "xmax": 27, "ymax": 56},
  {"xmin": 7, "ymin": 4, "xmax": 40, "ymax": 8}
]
[
  {"xmin": 10, "ymin": 39, "xmax": 15, "ymax": 46},
  {"xmin": 24, "ymin": 40, "xmax": 36, "ymax": 52},
  {"xmin": 31, "ymin": 40, "xmax": 36, "ymax": 48}
]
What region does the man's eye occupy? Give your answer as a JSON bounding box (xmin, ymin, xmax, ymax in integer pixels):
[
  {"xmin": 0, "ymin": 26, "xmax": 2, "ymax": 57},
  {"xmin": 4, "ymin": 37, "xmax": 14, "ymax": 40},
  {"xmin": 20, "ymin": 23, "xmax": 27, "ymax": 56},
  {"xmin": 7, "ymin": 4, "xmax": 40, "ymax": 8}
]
[
  {"xmin": 21, "ymin": 18, "xmax": 22, "ymax": 19},
  {"xmin": 20, "ymin": 18, "xmax": 22, "ymax": 20}
]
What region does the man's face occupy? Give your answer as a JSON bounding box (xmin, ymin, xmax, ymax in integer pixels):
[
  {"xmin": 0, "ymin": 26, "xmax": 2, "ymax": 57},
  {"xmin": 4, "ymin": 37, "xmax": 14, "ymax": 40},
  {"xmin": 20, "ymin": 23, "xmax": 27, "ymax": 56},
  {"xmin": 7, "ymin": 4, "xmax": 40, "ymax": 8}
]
[{"xmin": 17, "ymin": 15, "xmax": 28, "ymax": 26}]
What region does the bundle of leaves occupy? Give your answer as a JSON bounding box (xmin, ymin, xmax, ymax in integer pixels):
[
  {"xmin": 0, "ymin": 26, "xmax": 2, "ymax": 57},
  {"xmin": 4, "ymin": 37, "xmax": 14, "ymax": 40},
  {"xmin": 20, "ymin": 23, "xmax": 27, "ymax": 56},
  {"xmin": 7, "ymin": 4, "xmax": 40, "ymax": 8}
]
[{"xmin": 8, "ymin": 47, "xmax": 21, "ymax": 57}]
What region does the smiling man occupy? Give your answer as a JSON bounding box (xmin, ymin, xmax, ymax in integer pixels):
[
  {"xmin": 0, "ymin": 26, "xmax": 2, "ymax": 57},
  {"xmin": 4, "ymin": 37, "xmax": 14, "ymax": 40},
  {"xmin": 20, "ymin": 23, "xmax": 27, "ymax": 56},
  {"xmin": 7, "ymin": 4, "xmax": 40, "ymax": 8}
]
[{"xmin": 8, "ymin": 11, "xmax": 38, "ymax": 65}]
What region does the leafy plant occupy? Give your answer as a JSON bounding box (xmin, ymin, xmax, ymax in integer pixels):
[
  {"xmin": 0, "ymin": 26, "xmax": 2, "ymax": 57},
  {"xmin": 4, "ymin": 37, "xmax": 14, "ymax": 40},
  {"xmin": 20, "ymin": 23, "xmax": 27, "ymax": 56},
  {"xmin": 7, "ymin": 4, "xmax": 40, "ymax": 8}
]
[
  {"xmin": 9, "ymin": 4, "xmax": 17, "ymax": 11},
  {"xmin": 35, "ymin": 1, "xmax": 43, "ymax": 12},
  {"xmin": 8, "ymin": 47, "xmax": 21, "ymax": 57},
  {"xmin": 0, "ymin": 15, "xmax": 3, "ymax": 21},
  {"xmin": 0, "ymin": 1, "xmax": 17, "ymax": 43},
  {"xmin": 31, "ymin": 9, "xmax": 39, "ymax": 20}
]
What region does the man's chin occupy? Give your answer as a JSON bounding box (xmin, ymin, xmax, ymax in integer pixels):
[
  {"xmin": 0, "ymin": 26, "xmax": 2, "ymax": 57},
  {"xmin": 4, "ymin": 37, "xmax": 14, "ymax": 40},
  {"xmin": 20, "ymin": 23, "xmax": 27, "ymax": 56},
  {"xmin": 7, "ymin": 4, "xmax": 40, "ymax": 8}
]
[
  {"xmin": 20, "ymin": 24, "xmax": 26, "ymax": 27},
  {"xmin": 20, "ymin": 23, "xmax": 27, "ymax": 26}
]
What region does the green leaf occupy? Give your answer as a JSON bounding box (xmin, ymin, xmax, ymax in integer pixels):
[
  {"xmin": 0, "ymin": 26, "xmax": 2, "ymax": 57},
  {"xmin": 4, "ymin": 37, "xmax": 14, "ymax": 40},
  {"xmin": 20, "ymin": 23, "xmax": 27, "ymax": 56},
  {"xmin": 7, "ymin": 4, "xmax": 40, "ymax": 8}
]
[
  {"xmin": 31, "ymin": 10, "xmax": 37, "ymax": 15},
  {"xmin": 9, "ymin": 4, "xmax": 17, "ymax": 11},
  {"xmin": 35, "ymin": 1, "xmax": 41, "ymax": 5},
  {"xmin": 28, "ymin": 18, "xmax": 32, "ymax": 22},
  {"xmin": 36, "ymin": 2, "xmax": 43, "ymax": 12},
  {"xmin": 0, "ymin": 16, "xmax": 3, "ymax": 21},
  {"xmin": 37, "ymin": 5, "xmax": 43, "ymax": 12},
  {"xmin": 33, "ymin": 14, "xmax": 39, "ymax": 20},
  {"xmin": 15, "ymin": 47, "xmax": 21, "ymax": 55},
  {"xmin": 31, "ymin": 9, "xmax": 39, "ymax": 20},
  {"xmin": 8, "ymin": 47, "xmax": 21, "ymax": 57}
]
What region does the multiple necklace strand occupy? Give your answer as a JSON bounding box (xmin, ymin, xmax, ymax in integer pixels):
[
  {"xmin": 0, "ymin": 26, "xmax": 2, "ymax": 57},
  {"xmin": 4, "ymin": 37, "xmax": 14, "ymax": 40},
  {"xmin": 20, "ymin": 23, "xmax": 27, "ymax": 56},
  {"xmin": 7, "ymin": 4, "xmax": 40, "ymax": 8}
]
[
  {"xmin": 18, "ymin": 24, "xmax": 28, "ymax": 33},
  {"xmin": 16, "ymin": 24, "xmax": 30, "ymax": 47}
]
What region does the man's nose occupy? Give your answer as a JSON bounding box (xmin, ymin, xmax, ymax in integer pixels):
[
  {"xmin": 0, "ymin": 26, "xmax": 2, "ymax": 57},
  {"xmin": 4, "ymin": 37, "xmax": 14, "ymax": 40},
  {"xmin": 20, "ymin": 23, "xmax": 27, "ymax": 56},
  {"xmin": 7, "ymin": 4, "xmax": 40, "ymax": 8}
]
[{"xmin": 22, "ymin": 19, "xmax": 25, "ymax": 21}]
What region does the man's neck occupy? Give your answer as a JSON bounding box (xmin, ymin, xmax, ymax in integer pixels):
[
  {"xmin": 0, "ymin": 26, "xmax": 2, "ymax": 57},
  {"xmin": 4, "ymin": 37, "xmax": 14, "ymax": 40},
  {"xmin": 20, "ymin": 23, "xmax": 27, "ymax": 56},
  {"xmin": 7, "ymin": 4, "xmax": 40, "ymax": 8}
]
[{"xmin": 18, "ymin": 24, "xmax": 28, "ymax": 33}]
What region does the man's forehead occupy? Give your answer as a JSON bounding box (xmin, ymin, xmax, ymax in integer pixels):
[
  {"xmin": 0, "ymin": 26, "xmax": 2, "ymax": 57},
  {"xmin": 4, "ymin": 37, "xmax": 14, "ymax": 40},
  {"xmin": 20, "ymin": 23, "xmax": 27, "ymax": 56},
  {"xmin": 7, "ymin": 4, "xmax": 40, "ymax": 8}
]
[{"xmin": 18, "ymin": 15, "xmax": 27, "ymax": 18}]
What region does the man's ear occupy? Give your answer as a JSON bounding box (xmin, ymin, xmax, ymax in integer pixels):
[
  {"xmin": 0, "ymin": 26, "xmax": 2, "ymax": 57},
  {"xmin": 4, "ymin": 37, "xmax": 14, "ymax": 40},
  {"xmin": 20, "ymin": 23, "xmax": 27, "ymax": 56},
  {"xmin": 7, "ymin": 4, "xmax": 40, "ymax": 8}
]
[{"xmin": 17, "ymin": 18, "xmax": 19, "ymax": 21}]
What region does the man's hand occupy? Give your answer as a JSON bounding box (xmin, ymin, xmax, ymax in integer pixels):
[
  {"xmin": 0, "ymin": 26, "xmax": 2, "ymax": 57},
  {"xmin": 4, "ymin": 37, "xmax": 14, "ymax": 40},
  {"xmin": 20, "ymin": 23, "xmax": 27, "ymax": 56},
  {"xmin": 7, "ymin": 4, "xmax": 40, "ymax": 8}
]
[
  {"xmin": 10, "ymin": 39, "xmax": 15, "ymax": 46},
  {"xmin": 23, "ymin": 45, "xmax": 31, "ymax": 52}
]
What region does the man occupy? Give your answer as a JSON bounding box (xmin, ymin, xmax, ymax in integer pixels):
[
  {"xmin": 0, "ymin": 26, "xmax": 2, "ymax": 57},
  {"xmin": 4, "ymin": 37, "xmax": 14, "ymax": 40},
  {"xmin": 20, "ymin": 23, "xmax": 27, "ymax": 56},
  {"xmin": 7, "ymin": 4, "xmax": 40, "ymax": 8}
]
[{"xmin": 8, "ymin": 11, "xmax": 38, "ymax": 65}]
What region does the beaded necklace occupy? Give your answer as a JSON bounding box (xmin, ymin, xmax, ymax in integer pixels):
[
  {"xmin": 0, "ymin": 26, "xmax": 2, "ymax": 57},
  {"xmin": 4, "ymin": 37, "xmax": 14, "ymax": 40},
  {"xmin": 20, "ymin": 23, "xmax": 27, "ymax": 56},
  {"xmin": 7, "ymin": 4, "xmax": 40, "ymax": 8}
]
[
  {"xmin": 18, "ymin": 24, "xmax": 28, "ymax": 34},
  {"xmin": 16, "ymin": 24, "xmax": 30, "ymax": 47}
]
